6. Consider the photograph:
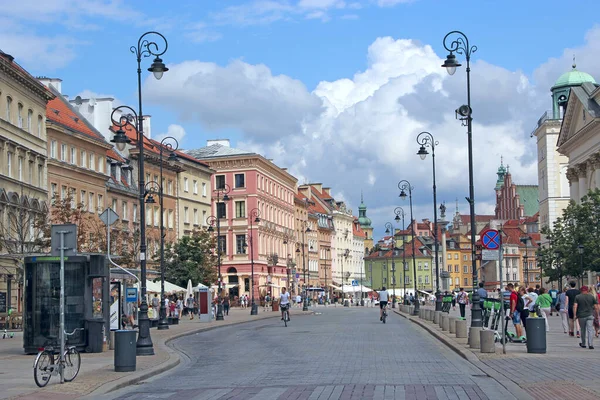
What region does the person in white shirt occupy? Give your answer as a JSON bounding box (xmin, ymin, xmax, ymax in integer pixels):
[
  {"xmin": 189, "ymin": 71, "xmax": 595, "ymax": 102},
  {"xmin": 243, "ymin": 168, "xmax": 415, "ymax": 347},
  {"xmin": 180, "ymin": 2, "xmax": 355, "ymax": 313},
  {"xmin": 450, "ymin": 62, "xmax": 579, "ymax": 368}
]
[
  {"xmin": 379, "ymin": 287, "xmax": 389, "ymax": 321},
  {"xmin": 280, "ymin": 287, "xmax": 291, "ymax": 320}
]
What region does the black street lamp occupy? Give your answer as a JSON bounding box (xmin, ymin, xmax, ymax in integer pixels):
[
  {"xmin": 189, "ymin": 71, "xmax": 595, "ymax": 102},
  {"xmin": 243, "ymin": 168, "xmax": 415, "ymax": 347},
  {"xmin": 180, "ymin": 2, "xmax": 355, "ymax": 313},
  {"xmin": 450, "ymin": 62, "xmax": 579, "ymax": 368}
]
[
  {"xmin": 295, "ymin": 221, "xmax": 311, "ymax": 311},
  {"xmin": 394, "ymin": 207, "xmax": 408, "ymax": 305},
  {"xmin": 398, "ymin": 180, "xmax": 419, "ymax": 315},
  {"xmin": 324, "ymin": 247, "xmax": 330, "ymax": 304},
  {"xmin": 154, "ymin": 136, "xmax": 178, "ymax": 330},
  {"xmin": 553, "ymin": 250, "xmax": 563, "ymax": 288},
  {"xmin": 206, "ymin": 184, "xmax": 231, "ymax": 321},
  {"xmin": 416, "ymin": 131, "xmax": 442, "ymax": 311},
  {"xmin": 578, "ymin": 244, "xmax": 584, "ymax": 286},
  {"xmin": 520, "ymin": 236, "xmax": 531, "ymax": 288},
  {"xmin": 245, "ymin": 208, "xmax": 260, "ymax": 315},
  {"xmin": 385, "ymin": 222, "xmax": 397, "ymax": 308},
  {"xmin": 442, "ymin": 30, "xmax": 481, "ymax": 328},
  {"xmin": 109, "ymin": 31, "xmax": 168, "ymax": 356}
]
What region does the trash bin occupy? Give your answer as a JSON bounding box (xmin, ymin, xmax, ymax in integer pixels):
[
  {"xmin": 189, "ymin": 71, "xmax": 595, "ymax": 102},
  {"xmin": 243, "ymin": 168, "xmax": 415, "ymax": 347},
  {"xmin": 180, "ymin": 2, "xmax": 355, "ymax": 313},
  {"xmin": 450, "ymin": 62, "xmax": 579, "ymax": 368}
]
[
  {"xmin": 525, "ymin": 317, "xmax": 546, "ymax": 354},
  {"xmin": 86, "ymin": 319, "xmax": 104, "ymax": 353},
  {"xmin": 114, "ymin": 330, "xmax": 137, "ymax": 372},
  {"xmin": 272, "ymin": 300, "xmax": 279, "ymax": 312}
]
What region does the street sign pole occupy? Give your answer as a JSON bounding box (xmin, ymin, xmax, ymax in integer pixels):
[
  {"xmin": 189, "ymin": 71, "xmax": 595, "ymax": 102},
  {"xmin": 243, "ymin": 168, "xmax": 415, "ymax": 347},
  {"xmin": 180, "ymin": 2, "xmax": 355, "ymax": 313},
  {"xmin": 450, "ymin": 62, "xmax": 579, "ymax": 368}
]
[{"xmin": 498, "ymin": 228, "xmax": 506, "ymax": 355}]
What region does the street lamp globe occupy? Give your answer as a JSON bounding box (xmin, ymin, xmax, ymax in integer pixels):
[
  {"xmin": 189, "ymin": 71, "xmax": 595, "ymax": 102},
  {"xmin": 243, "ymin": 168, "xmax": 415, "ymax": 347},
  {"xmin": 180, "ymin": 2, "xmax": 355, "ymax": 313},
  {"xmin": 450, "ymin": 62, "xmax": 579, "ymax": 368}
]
[
  {"xmin": 399, "ymin": 190, "xmax": 407, "ymax": 200},
  {"xmin": 417, "ymin": 145, "xmax": 428, "ymax": 160},
  {"xmin": 111, "ymin": 128, "xmax": 131, "ymax": 152},
  {"xmin": 578, "ymin": 244, "xmax": 584, "ymax": 254},
  {"xmin": 441, "ymin": 53, "xmax": 461, "ymax": 75},
  {"xmin": 148, "ymin": 56, "xmax": 169, "ymax": 80},
  {"xmin": 168, "ymin": 152, "xmax": 178, "ymax": 163},
  {"xmin": 394, "ymin": 214, "xmax": 400, "ymax": 223}
]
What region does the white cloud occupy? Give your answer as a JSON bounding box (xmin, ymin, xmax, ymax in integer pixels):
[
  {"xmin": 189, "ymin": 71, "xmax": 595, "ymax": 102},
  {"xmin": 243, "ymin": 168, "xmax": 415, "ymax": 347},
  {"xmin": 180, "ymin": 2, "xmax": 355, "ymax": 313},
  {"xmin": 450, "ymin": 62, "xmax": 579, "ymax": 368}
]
[
  {"xmin": 155, "ymin": 124, "xmax": 187, "ymax": 145},
  {"xmin": 145, "ymin": 26, "xmax": 600, "ymax": 236}
]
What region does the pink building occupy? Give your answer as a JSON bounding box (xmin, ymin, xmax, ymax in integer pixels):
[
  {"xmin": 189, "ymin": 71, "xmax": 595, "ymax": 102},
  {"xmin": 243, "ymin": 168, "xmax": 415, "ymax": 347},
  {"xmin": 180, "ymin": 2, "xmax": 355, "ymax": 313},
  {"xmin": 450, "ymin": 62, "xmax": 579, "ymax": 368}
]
[{"xmin": 188, "ymin": 140, "xmax": 297, "ymax": 302}]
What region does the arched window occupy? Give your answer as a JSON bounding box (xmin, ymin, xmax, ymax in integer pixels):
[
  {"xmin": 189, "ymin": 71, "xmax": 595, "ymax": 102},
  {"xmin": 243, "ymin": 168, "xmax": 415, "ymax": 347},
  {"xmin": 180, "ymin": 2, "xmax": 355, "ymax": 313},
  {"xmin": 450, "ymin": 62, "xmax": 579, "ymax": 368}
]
[
  {"xmin": 17, "ymin": 103, "xmax": 23, "ymax": 128},
  {"xmin": 6, "ymin": 96, "xmax": 12, "ymax": 122},
  {"xmin": 27, "ymin": 109, "xmax": 32, "ymax": 132},
  {"xmin": 37, "ymin": 115, "xmax": 43, "ymax": 137},
  {"xmin": 227, "ymin": 267, "xmax": 239, "ymax": 284}
]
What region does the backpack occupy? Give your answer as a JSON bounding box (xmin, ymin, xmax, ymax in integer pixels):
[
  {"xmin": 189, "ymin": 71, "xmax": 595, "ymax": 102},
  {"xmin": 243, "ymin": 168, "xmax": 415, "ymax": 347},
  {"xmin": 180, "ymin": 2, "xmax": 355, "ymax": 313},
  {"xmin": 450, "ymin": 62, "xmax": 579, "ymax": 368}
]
[{"xmin": 515, "ymin": 295, "xmax": 524, "ymax": 312}]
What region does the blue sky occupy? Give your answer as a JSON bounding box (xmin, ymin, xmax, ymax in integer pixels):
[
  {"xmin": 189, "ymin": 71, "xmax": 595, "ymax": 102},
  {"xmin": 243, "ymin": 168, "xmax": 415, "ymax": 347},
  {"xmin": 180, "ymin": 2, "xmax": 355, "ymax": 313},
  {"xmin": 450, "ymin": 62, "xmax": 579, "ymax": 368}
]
[{"xmin": 2, "ymin": 0, "xmax": 600, "ymax": 238}]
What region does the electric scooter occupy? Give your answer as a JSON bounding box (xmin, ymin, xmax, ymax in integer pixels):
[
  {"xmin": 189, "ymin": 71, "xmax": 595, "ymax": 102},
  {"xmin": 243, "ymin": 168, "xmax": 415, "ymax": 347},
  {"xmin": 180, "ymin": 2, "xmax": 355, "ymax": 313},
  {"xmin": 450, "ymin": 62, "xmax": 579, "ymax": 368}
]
[{"xmin": 501, "ymin": 314, "xmax": 527, "ymax": 344}]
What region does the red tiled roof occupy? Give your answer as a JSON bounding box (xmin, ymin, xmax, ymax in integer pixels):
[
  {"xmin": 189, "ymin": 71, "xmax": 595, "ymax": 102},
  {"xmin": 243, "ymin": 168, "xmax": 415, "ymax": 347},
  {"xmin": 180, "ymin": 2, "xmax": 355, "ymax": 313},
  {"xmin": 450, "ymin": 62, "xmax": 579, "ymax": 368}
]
[
  {"xmin": 107, "ymin": 149, "xmax": 125, "ymax": 162},
  {"xmin": 459, "ymin": 215, "xmax": 495, "ymax": 225},
  {"xmin": 353, "ymin": 219, "xmax": 366, "ymax": 238},
  {"xmin": 147, "ymin": 138, "xmax": 210, "ymax": 169},
  {"xmin": 47, "ymin": 88, "xmax": 106, "ymax": 142}
]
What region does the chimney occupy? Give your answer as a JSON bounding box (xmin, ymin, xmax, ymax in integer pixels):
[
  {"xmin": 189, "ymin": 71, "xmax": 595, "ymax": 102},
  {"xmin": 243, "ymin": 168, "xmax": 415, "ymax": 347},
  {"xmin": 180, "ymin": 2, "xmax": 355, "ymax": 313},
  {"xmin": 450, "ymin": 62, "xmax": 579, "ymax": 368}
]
[
  {"xmin": 69, "ymin": 95, "xmax": 115, "ymax": 142},
  {"xmin": 142, "ymin": 115, "xmax": 151, "ymax": 138},
  {"xmin": 207, "ymin": 139, "xmax": 230, "ymax": 147},
  {"xmin": 38, "ymin": 77, "xmax": 63, "ymax": 94},
  {"xmin": 309, "ymin": 183, "xmax": 323, "ymax": 193},
  {"xmin": 298, "ymin": 185, "xmax": 310, "ymax": 199},
  {"xmin": 322, "ymin": 187, "xmax": 331, "ymax": 196}
]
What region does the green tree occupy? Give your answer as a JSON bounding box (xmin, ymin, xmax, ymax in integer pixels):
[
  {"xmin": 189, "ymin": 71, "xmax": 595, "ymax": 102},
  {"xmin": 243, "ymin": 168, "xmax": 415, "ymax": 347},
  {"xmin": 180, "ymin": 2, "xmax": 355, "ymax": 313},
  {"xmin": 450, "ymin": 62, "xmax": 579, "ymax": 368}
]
[
  {"xmin": 162, "ymin": 229, "xmax": 217, "ymax": 288},
  {"xmin": 540, "ymin": 188, "xmax": 600, "ymax": 284}
]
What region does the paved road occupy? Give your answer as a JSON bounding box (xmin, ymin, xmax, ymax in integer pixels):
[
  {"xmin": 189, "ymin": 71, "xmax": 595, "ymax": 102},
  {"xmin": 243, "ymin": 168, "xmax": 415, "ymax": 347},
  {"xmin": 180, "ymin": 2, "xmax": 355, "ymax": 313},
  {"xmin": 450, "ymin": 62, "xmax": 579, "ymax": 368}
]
[{"xmin": 97, "ymin": 307, "xmax": 517, "ymax": 400}]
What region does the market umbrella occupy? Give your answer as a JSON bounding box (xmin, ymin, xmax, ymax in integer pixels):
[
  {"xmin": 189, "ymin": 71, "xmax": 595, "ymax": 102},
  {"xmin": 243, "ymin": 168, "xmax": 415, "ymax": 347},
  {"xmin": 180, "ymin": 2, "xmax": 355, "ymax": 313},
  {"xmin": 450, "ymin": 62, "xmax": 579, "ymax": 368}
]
[{"xmin": 186, "ymin": 279, "xmax": 193, "ymax": 300}]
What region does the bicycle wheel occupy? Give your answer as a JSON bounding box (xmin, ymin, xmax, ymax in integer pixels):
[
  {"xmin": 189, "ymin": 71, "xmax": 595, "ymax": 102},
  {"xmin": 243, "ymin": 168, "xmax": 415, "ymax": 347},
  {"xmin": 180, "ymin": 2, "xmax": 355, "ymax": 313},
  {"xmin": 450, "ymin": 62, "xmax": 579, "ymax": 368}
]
[
  {"xmin": 284, "ymin": 310, "xmax": 288, "ymax": 327},
  {"xmin": 34, "ymin": 350, "xmax": 53, "ymax": 387},
  {"xmin": 63, "ymin": 348, "xmax": 81, "ymax": 382},
  {"xmin": 383, "ymin": 312, "xmax": 386, "ymax": 324}
]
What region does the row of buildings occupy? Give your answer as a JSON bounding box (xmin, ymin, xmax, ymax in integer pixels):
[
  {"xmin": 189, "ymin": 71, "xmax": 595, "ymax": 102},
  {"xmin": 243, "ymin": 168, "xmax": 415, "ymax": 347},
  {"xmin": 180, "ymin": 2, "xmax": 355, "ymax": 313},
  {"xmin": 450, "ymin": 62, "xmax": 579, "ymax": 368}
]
[{"xmin": 0, "ymin": 50, "xmax": 371, "ymax": 314}]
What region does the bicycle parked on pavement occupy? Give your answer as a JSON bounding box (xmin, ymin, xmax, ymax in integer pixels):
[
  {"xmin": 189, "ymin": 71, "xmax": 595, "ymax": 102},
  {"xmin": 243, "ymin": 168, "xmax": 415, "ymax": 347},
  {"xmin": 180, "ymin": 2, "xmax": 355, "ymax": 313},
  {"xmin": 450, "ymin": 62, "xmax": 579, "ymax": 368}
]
[
  {"xmin": 281, "ymin": 304, "xmax": 290, "ymax": 327},
  {"xmin": 33, "ymin": 328, "xmax": 83, "ymax": 387}
]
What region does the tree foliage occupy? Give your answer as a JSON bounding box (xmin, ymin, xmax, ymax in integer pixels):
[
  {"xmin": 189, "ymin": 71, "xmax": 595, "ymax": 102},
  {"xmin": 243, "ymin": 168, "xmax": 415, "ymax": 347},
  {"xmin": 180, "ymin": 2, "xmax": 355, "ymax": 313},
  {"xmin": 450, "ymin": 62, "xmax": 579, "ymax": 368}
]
[
  {"xmin": 540, "ymin": 188, "xmax": 600, "ymax": 283},
  {"xmin": 161, "ymin": 229, "xmax": 217, "ymax": 288}
]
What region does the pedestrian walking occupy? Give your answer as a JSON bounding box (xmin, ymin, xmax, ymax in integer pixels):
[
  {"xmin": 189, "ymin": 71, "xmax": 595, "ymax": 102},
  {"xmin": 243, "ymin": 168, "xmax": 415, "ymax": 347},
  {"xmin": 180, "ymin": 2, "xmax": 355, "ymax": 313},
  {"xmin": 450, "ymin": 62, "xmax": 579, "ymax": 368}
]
[
  {"xmin": 535, "ymin": 287, "xmax": 552, "ymax": 332},
  {"xmin": 223, "ymin": 296, "xmax": 230, "ymax": 316},
  {"xmin": 566, "ymin": 281, "xmax": 581, "ymax": 337},
  {"xmin": 457, "ymin": 288, "xmax": 468, "ymax": 318},
  {"xmin": 574, "ymin": 286, "xmax": 599, "ymax": 349},
  {"xmin": 557, "ymin": 286, "xmax": 569, "ymax": 333},
  {"xmin": 152, "ymin": 294, "xmax": 160, "ymax": 320},
  {"xmin": 186, "ymin": 294, "xmax": 195, "ymax": 320}
]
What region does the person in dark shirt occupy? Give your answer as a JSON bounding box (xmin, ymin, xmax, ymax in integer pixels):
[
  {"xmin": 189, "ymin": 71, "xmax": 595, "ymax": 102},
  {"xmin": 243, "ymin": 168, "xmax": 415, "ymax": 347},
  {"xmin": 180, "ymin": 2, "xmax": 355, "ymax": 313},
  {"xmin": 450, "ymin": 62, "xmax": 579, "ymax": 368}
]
[
  {"xmin": 534, "ymin": 284, "xmax": 541, "ymax": 295},
  {"xmin": 574, "ymin": 286, "xmax": 599, "ymax": 349},
  {"xmin": 566, "ymin": 281, "xmax": 581, "ymax": 337}
]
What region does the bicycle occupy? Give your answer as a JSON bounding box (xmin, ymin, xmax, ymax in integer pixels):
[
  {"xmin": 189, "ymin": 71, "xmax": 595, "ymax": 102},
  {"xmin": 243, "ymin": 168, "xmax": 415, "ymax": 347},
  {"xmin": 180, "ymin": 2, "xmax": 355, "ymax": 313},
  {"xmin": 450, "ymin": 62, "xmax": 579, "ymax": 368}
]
[
  {"xmin": 281, "ymin": 304, "xmax": 290, "ymax": 327},
  {"xmin": 382, "ymin": 306, "xmax": 388, "ymax": 324},
  {"xmin": 33, "ymin": 328, "xmax": 83, "ymax": 387}
]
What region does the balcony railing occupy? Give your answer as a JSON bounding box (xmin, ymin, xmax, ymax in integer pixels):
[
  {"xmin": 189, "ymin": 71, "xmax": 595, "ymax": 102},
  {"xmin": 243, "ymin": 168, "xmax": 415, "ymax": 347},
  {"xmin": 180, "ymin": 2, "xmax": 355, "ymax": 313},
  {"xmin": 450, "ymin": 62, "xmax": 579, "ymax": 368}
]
[{"xmin": 530, "ymin": 110, "xmax": 560, "ymax": 137}]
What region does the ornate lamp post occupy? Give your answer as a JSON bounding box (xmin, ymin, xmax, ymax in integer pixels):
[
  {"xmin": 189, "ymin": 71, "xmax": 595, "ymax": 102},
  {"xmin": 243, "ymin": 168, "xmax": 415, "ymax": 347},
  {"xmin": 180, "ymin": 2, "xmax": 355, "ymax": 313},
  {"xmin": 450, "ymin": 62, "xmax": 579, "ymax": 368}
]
[
  {"xmin": 206, "ymin": 184, "xmax": 231, "ymax": 321},
  {"xmin": 385, "ymin": 222, "xmax": 397, "ymax": 308},
  {"xmin": 441, "ymin": 30, "xmax": 481, "ymax": 328},
  {"xmin": 324, "ymin": 247, "xmax": 331, "ymax": 304},
  {"xmin": 109, "ymin": 31, "xmax": 169, "ymax": 356},
  {"xmin": 520, "ymin": 236, "xmax": 531, "ymax": 288},
  {"xmin": 295, "ymin": 221, "xmax": 311, "ymax": 311},
  {"xmin": 416, "ymin": 131, "xmax": 442, "ymax": 311},
  {"xmin": 342, "ymin": 249, "xmax": 350, "ymax": 306},
  {"xmin": 246, "ymin": 208, "xmax": 260, "ymax": 315},
  {"xmin": 578, "ymin": 244, "xmax": 584, "ymax": 286},
  {"xmin": 398, "ymin": 180, "xmax": 419, "ymax": 315},
  {"xmin": 394, "ymin": 207, "xmax": 407, "ymax": 305}
]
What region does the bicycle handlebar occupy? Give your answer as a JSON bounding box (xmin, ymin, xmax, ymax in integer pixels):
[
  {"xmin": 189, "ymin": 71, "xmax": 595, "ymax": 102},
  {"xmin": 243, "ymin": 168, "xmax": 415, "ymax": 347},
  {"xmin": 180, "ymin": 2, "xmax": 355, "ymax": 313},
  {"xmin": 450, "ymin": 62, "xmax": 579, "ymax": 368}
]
[{"xmin": 65, "ymin": 328, "xmax": 84, "ymax": 336}]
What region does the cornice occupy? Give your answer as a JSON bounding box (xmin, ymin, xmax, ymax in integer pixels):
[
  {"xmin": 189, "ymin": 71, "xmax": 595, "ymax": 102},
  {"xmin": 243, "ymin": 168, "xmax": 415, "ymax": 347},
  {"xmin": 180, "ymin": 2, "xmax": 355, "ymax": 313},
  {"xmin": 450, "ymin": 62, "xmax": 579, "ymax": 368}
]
[
  {"xmin": 205, "ymin": 155, "xmax": 297, "ymax": 188},
  {"xmin": 0, "ymin": 58, "xmax": 54, "ymax": 103},
  {"xmin": 47, "ymin": 122, "xmax": 112, "ymax": 150}
]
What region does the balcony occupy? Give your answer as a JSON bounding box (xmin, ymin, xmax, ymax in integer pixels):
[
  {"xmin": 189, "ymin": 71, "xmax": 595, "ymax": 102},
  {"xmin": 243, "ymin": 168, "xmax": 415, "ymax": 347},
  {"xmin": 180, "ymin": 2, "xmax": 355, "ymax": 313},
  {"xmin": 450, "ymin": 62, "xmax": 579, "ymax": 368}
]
[{"xmin": 530, "ymin": 110, "xmax": 561, "ymax": 137}]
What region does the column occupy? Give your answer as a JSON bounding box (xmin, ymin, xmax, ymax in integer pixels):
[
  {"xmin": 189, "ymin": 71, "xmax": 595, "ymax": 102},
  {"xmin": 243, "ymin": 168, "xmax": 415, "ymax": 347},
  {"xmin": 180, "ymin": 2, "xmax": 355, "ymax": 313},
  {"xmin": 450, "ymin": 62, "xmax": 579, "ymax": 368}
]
[
  {"xmin": 588, "ymin": 153, "xmax": 600, "ymax": 190},
  {"xmin": 577, "ymin": 163, "xmax": 587, "ymax": 203},
  {"xmin": 566, "ymin": 167, "xmax": 579, "ymax": 202}
]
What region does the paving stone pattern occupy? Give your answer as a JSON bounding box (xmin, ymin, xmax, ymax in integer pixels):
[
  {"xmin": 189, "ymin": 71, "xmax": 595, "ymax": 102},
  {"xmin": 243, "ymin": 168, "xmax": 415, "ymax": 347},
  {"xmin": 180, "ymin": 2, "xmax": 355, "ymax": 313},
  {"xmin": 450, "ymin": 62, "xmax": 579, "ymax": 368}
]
[{"xmin": 105, "ymin": 307, "xmax": 517, "ymax": 400}]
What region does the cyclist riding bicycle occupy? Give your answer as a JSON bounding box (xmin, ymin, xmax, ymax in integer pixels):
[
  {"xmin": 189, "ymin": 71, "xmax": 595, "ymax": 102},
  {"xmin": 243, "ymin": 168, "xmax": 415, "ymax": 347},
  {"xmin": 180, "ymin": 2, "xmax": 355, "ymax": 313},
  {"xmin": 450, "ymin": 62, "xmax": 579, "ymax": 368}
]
[
  {"xmin": 280, "ymin": 287, "xmax": 291, "ymax": 321},
  {"xmin": 379, "ymin": 286, "xmax": 389, "ymax": 321}
]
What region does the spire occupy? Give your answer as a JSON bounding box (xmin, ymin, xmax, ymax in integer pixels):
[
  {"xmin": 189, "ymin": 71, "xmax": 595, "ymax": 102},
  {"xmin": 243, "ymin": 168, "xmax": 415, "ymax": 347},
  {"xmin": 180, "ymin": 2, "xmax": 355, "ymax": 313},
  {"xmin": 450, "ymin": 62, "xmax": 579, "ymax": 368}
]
[
  {"xmin": 361, "ymin": 190, "xmax": 364, "ymax": 204},
  {"xmin": 495, "ymin": 156, "xmax": 507, "ymax": 191},
  {"xmin": 573, "ymin": 54, "xmax": 576, "ymax": 70},
  {"xmin": 357, "ymin": 190, "xmax": 371, "ymax": 228},
  {"xmin": 455, "ymin": 198, "xmax": 459, "ymax": 215}
]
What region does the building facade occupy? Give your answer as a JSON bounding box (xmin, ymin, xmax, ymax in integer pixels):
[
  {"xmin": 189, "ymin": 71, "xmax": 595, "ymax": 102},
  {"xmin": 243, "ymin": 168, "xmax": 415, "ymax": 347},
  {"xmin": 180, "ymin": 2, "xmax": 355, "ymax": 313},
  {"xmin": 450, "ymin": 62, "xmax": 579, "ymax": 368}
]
[
  {"xmin": 0, "ymin": 52, "xmax": 54, "ymax": 313},
  {"xmin": 188, "ymin": 140, "xmax": 297, "ymax": 300},
  {"xmin": 494, "ymin": 161, "xmax": 539, "ymax": 220}
]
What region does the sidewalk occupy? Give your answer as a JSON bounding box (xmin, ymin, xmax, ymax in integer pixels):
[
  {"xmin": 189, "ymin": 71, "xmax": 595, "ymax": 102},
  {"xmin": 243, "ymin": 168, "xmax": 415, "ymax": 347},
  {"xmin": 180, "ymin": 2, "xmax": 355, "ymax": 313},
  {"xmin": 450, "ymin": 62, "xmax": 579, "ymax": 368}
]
[
  {"xmin": 1, "ymin": 307, "xmax": 311, "ymax": 400},
  {"xmin": 396, "ymin": 305, "xmax": 600, "ymax": 400}
]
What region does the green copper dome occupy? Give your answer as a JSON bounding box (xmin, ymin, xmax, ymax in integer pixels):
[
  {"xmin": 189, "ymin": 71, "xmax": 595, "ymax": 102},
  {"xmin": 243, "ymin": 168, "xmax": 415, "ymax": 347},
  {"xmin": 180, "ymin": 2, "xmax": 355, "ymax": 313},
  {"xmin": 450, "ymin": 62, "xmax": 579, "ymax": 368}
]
[
  {"xmin": 495, "ymin": 158, "xmax": 506, "ymax": 191},
  {"xmin": 553, "ymin": 65, "xmax": 596, "ymax": 89},
  {"xmin": 358, "ymin": 191, "xmax": 372, "ymax": 228}
]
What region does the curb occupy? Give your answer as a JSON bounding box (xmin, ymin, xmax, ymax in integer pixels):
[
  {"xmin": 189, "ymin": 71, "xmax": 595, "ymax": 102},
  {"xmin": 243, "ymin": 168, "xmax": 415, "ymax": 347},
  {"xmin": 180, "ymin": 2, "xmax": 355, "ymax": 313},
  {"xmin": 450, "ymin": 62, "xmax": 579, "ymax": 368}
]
[
  {"xmin": 87, "ymin": 311, "xmax": 313, "ymax": 397},
  {"xmin": 395, "ymin": 310, "xmax": 534, "ymax": 400}
]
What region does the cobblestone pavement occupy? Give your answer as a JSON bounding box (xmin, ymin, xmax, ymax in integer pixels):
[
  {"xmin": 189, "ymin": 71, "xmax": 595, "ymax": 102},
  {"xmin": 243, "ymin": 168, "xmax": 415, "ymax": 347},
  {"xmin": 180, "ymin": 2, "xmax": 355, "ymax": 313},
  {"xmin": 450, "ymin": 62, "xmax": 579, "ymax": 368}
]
[{"xmin": 100, "ymin": 307, "xmax": 518, "ymax": 400}]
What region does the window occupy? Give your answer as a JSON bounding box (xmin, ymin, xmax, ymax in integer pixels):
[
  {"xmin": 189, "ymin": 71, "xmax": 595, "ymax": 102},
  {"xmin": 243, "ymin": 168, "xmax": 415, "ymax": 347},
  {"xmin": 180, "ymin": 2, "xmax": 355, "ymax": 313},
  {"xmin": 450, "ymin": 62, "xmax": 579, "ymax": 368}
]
[
  {"xmin": 17, "ymin": 103, "xmax": 23, "ymax": 128},
  {"xmin": 425, "ymin": 276, "xmax": 430, "ymax": 284},
  {"xmin": 50, "ymin": 183, "xmax": 57, "ymax": 200},
  {"xmin": 236, "ymin": 234, "xmax": 246, "ymax": 254},
  {"xmin": 447, "ymin": 265, "xmax": 452, "ymax": 272},
  {"xmin": 447, "ymin": 254, "xmax": 452, "ymax": 260},
  {"xmin": 98, "ymin": 157, "xmax": 104, "ymax": 173},
  {"xmin": 6, "ymin": 96, "xmax": 12, "ymax": 122},
  {"xmin": 81, "ymin": 150, "xmax": 87, "ymax": 168},
  {"xmin": 234, "ymin": 173, "xmax": 245, "ymax": 188},
  {"xmin": 513, "ymin": 273, "xmax": 517, "ymax": 281},
  {"xmin": 215, "ymin": 175, "xmax": 225, "ymax": 189},
  {"xmin": 455, "ymin": 277, "xmax": 459, "ymax": 285},
  {"xmin": 193, "ymin": 180, "xmax": 198, "ymax": 194},
  {"xmin": 417, "ymin": 262, "xmax": 422, "ymax": 270},
  {"xmin": 81, "ymin": 190, "xmax": 86, "ymax": 211},
  {"xmin": 37, "ymin": 116, "xmax": 43, "ymax": 137},
  {"xmin": 235, "ymin": 201, "xmax": 245, "ymax": 218},
  {"xmin": 50, "ymin": 140, "xmax": 57, "ymax": 158},
  {"xmin": 423, "ymin": 262, "xmax": 428, "ymax": 270},
  {"xmin": 61, "ymin": 185, "xmax": 67, "ymax": 200},
  {"xmin": 193, "ymin": 209, "xmax": 198, "ymax": 225},
  {"xmin": 97, "ymin": 194, "xmax": 103, "ymax": 211},
  {"xmin": 167, "ymin": 180, "xmax": 173, "ymax": 195},
  {"xmin": 405, "ymin": 275, "xmax": 410, "ymax": 284},
  {"xmin": 168, "ymin": 210, "xmax": 173, "ymax": 229},
  {"xmin": 6, "ymin": 151, "xmax": 11, "ymax": 177},
  {"xmin": 184, "ymin": 177, "xmax": 189, "ymax": 192},
  {"xmin": 218, "ymin": 236, "xmax": 226, "ymax": 255},
  {"xmin": 463, "ymin": 265, "xmax": 468, "ymax": 273},
  {"xmin": 217, "ymin": 202, "xmax": 226, "ymax": 219},
  {"xmin": 89, "ymin": 193, "xmax": 94, "ymax": 212},
  {"xmin": 69, "ymin": 188, "xmax": 76, "ymax": 208},
  {"xmin": 454, "ymin": 254, "xmax": 459, "ymax": 260},
  {"xmin": 70, "ymin": 147, "xmax": 76, "ymax": 164},
  {"xmin": 27, "ymin": 110, "xmax": 32, "ymax": 132},
  {"xmin": 18, "ymin": 156, "xmax": 22, "ymax": 181},
  {"xmin": 202, "ymin": 182, "xmax": 207, "ymax": 196},
  {"xmin": 133, "ymin": 204, "xmax": 138, "ymax": 223},
  {"xmin": 60, "ymin": 144, "xmax": 66, "ymax": 161},
  {"xmin": 418, "ymin": 276, "xmax": 422, "ymax": 283},
  {"xmin": 202, "ymin": 210, "xmax": 207, "ymax": 226},
  {"xmin": 122, "ymin": 202, "xmax": 128, "ymax": 220},
  {"xmin": 154, "ymin": 207, "xmax": 159, "ymax": 226},
  {"xmin": 90, "ymin": 153, "xmax": 95, "ymax": 171},
  {"xmin": 112, "ymin": 198, "xmax": 117, "ymax": 211},
  {"xmin": 38, "ymin": 165, "xmax": 42, "ymax": 186},
  {"xmin": 184, "ymin": 207, "xmax": 189, "ymax": 224},
  {"xmin": 146, "ymin": 206, "xmax": 151, "ymax": 225},
  {"xmin": 454, "ymin": 265, "xmax": 459, "ymax": 272}
]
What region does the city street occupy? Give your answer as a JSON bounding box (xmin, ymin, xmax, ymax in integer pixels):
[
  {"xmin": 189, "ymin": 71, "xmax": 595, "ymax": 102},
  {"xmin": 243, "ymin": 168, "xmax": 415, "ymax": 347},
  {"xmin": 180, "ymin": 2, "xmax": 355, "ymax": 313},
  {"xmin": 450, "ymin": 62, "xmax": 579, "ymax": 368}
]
[{"xmin": 97, "ymin": 306, "xmax": 517, "ymax": 400}]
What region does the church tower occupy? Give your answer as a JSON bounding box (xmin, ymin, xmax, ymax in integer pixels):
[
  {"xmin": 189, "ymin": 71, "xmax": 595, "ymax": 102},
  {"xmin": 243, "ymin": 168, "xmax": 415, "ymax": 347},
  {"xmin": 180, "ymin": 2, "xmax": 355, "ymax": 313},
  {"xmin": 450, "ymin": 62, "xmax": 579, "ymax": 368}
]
[{"xmin": 357, "ymin": 191, "xmax": 374, "ymax": 253}]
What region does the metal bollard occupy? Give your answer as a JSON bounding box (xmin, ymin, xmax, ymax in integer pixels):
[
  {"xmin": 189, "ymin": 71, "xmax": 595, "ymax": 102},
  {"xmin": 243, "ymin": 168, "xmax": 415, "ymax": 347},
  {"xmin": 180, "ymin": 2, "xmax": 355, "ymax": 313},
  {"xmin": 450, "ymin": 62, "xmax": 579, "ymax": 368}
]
[
  {"xmin": 434, "ymin": 311, "xmax": 441, "ymax": 325},
  {"xmin": 480, "ymin": 330, "xmax": 496, "ymax": 353},
  {"xmin": 455, "ymin": 319, "xmax": 467, "ymax": 338},
  {"xmin": 449, "ymin": 317, "xmax": 457, "ymax": 334},
  {"xmin": 469, "ymin": 327, "xmax": 482, "ymax": 349},
  {"xmin": 442, "ymin": 315, "xmax": 449, "ymax": 331}
]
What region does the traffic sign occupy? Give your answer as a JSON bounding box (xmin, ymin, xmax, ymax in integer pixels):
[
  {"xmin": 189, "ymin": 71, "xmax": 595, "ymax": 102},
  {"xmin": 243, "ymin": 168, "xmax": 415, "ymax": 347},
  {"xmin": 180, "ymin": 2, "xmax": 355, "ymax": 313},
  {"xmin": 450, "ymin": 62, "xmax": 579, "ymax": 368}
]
[
  {"xmin": 481, "ymin": 229, "xmax": 500, "ymax": 250},
  {"xmin": 351, "ymin": 280, "xmax": 358, "ymax": 286},
  {"xmin": 482, "ymin": 250, "xmax": 500, "ymax": 261}
]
